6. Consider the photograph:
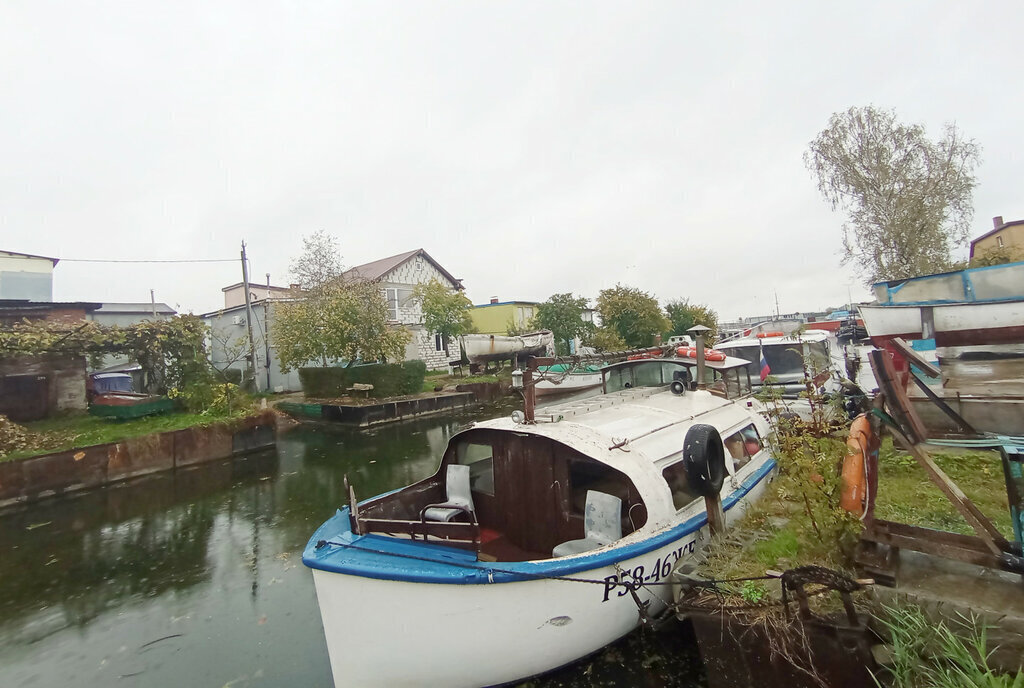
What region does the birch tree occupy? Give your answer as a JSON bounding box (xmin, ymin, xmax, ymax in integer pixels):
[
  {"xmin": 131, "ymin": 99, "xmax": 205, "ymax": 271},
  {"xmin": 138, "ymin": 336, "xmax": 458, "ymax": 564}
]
[{"xmin": 805, "ymin": 106, "xmax": 981, "ymax": 285}]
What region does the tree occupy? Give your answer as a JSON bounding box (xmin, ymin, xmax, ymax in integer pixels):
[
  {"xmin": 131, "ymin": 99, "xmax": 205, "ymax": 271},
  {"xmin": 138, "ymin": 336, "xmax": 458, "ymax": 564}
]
[
  {"xmin": 595, "ymin": 285, "xmax": 670, "ymax": 348},
  {"xmin": 411, "ymin": 279, "xmax": 474, "ymax": 356},
  {"xmin": 535, "ymin": 293, "xmax": 594, "ymax": 355},
  {"xmin": 273, "ymin": 280, "xmax": 410, "ymax": 371},
  {"xmin": 588, "ymin": 327, "xmax": 627, "ymax": 352},
  {"xmin": 274, "ymin": 234, "xmax": 410, "ymax": 371},
  {"xmin": 289, "ymin": 230, "xmax": 344, "ymax": 290},
  {"xmin": 805, "ymin": 106, "xmax": 981, "ymax": 285},
  {"xmin": 664, "ymin": 299, "xmax": 718, "ymax": 343}
]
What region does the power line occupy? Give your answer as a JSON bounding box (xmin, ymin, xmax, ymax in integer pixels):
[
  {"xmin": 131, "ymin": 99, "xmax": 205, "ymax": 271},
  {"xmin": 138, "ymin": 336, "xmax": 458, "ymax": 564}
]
[{"xmin": 59, "ymin": 258, "xmax": 237, "ymax": 264}]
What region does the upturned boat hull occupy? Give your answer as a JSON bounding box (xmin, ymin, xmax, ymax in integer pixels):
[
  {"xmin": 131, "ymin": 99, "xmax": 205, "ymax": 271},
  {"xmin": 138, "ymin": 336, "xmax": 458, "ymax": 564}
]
[{"xmin": 861, "ymin": 301, "xmax": 1024, "ymax": 348}]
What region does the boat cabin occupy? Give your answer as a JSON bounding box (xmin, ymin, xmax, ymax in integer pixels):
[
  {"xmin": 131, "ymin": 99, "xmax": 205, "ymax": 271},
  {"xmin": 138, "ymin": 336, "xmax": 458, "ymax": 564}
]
[
  {"xmin": 716, "ymin": 332, "xmax": 835, "ymax": 395},
  {"xmin": 350, "ymin": 355, "xmax": 767, "ymax": 564}
]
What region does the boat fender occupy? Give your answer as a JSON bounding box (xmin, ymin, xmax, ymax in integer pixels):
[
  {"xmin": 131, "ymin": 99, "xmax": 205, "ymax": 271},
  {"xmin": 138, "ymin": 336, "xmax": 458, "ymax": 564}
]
[
  {"xmin": 840, "ymin": 414, "xmax": 875, "ymax": 517},
  {"xmin": 682, "ymin": 424, "xmax": 727, "ymax": 498}
]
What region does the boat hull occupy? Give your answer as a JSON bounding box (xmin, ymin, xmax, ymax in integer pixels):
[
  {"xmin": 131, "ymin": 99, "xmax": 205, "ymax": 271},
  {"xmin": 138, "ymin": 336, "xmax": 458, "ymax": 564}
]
[
  {"xmin": 307, "ymin": 462, "xmax": 776, "ymax": 688},
  {"xmin": 861, "ymin": 301, "xmax": 1024, "ymax": 348},
  {"xmin": 462, "ymin": 331, "xmax": 554, "ymax": 364}
]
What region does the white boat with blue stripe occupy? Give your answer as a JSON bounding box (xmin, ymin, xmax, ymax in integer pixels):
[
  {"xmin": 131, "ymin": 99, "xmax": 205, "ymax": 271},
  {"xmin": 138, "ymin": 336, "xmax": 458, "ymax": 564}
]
[{"xmin": 303, "ymin": 351, "xmax": 778, "ymax": 687}]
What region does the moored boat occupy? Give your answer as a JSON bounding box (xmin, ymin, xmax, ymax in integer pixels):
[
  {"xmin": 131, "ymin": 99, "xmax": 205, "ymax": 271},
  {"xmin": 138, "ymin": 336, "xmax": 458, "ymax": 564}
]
[
  {"xmin": 533, "ymin": 363, "xmax": 604, "ymax": 396},
  {"xmin": 303, "ymin": 352, "xmax": 777, "ymax": 687}
]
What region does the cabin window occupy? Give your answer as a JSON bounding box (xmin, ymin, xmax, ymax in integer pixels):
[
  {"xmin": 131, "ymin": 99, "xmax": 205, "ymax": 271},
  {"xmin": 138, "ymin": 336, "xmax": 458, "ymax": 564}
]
[
  {"xmin": 605, "ymin": 361, "xmax": 687, "ymax": 392},
  {"xmin": 457, "ymin": 441, "xmax": 495, "ymax": 495},
  {"xmin": 661, "ymin": 461, "xmax": 701, "ymax": 510},
  {"xmin": 723, "ymin": 424, "xmax": 762, "ymax": 471}
]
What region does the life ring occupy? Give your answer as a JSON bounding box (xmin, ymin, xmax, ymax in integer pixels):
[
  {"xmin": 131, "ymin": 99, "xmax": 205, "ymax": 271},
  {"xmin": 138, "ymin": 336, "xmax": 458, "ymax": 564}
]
[
  {"xmin": 683, "ymin": 424, "xmax": 727, "ymax": 498},
  {"xmin": 840, "ymin": 414, "xmax": 877, "ymax": 517},
  {"xmin": 676, "ymin": 346, "xmax": 727, "ymax": 361}
]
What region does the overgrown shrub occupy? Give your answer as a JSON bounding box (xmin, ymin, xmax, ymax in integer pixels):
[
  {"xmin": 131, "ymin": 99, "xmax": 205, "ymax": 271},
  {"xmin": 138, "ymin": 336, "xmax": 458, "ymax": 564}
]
[{"xmin": 299, "ymin": 360, "xmax": 428, "ymax": 399}]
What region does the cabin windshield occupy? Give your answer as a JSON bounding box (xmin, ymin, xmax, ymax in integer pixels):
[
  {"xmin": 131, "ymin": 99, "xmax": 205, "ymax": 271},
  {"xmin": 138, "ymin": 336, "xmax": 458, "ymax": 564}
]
[
  {"xmin": 604, "ymin": 361, "xmax": 690, "ymax": 392},
  {"xmin": 727, "ymin": 341, "xmax": 829, "ymax": 381}
]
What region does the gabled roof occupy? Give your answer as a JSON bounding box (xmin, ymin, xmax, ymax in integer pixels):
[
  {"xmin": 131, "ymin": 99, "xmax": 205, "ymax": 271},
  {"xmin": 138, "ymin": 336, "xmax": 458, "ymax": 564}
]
[
  {"xmin": 0, "ymin": 250, "xmax": 59, "ymax": 266},
  {"xmin": 970, "ymin": 218, "xmax": 1024, "ymax": 254},
  {"xmin": 343, "ymin": 249, "xmax": 463, "ymax": 290},
  {"xmin": 221, "ymin": 281, "xmax": 291, "ymax": 292}
]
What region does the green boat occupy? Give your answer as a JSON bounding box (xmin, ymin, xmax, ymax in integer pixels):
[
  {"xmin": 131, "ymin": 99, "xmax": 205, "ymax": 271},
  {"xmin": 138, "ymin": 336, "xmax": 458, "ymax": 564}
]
[{"xmin": 89, "ymin": 393, "xmax": 176, "ymax": 420}]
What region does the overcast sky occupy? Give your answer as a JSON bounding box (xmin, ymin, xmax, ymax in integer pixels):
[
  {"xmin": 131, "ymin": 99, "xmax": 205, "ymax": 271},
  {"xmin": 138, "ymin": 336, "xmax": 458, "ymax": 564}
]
[{"xmin": 2, "ymin": 2, "xmax": 1021, "ymax": 321}]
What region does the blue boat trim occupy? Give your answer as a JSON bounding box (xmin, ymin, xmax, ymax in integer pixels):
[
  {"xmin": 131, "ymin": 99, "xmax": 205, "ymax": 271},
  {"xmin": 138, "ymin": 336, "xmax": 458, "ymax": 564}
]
[{"xmin": 302, "ymin": 458, "xmax": 777, "ymax": 584}]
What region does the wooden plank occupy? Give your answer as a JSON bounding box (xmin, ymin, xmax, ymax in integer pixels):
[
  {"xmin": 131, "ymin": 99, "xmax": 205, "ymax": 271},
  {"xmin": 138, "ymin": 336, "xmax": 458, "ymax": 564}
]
[
  {"xmin": 863, "ymin": 520, "xmax": 1023, "ymax": 572},
  {"xmin": 888, "ymin": 427, "xmax": 1009, "ymax": 554},
  {"xmin": 890, "ymin": 337, "xmax": 941, "ymax": 378},
  {"xmin": 869, "ymin": 349, "xmax": 929, "ymax": 444}
]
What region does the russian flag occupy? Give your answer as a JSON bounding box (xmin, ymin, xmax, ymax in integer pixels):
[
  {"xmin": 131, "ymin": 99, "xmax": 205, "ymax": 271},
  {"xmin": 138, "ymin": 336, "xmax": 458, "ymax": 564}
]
[{"xmin": 759, "ymin": 345, "xmax": 771, "ymax": 382}]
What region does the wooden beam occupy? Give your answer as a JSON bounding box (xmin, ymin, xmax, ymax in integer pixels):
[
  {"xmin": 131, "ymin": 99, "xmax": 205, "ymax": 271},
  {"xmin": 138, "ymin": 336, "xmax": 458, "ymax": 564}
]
[
  {"xmin": 909, "ymin": 373, "xmax": 977, "ymax": 436},
  {"xmin": 890, "ymin": 337, "xmax": 941, "ymax": 378},
  {"xmin": 869, "ymin": 348, "xmax": 928, "ymax": 444}
]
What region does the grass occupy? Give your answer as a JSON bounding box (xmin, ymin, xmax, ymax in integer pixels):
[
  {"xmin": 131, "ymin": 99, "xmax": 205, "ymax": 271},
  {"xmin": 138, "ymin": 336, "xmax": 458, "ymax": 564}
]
[
  {"xmin": 1, "ymin": 404, "xmax": 259, "ymax": 463},
  {"xmin": 875, "ymin": 437, "xmax": 1013, "ymax": 538},
  {"xmin": 420, "ymin": 369, "xmax": 506, "ymax": 393},
  {"xmin": 693, "ymin": 434, "xmax": 1014, "ymax": 603}
]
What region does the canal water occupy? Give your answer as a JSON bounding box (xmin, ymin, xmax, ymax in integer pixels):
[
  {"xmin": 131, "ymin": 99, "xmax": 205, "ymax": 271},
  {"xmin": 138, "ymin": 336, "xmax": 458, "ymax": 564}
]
[{"xmin": 0, "ymin": 403, "xmax": 706, "ymax": 688}]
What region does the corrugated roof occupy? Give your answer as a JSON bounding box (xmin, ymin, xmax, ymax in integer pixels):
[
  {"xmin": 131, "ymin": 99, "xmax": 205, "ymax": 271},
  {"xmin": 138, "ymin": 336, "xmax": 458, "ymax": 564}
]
[
  {"xmin": 94, "ymin": 302, "xmax": 177, "ymax": 314},
  {"xmin": 343, "ymin": 249, "xmax": 463, "ymax": 289}
]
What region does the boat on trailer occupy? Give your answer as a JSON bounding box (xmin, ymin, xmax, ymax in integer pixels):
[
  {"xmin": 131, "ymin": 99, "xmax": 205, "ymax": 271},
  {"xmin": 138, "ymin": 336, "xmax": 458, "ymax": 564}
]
[
  {"xmin": 461, "ymin": 330, "xmax": 554, "ymax": 364},
  {"xmin": 303, "ymin": 351, "xmax": 778, "ymax": 687}
]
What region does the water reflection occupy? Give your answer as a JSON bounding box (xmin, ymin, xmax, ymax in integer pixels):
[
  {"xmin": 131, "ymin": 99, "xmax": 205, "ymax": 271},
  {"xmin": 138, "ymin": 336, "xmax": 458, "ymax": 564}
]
[{"xmin": 0, "ymin": 400, "xmax": 704, "ymax": 688}]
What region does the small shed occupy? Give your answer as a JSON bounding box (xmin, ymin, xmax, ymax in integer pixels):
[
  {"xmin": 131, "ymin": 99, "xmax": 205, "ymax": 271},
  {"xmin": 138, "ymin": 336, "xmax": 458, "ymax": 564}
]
[{"xmin": 0, "ymin": 354, "xmax": 88, "ymax": 422}]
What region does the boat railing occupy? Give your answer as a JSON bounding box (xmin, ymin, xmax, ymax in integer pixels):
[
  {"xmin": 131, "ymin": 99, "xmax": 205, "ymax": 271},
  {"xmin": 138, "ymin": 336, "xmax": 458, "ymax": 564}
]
[
  {"xmin": 355, "ymin": 515, "xmax": 482, "ymax": 552},
  {"xmin": 345, "ymin": 475, "xmax": 481, "ymax": 552}
]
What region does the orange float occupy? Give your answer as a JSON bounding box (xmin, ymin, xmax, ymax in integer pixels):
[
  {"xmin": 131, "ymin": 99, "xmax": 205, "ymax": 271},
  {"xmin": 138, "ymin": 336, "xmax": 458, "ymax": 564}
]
[
  {"xmin": 840, "ymin": 414, "xmax": 878, "ymax": 517},
  {"xmin": 756, "ymin": 331, "xmax": 785, "ymax": 338},
  {"xmin": 676, "ymin": 346, "xmax": 726, "ymax": 361}
]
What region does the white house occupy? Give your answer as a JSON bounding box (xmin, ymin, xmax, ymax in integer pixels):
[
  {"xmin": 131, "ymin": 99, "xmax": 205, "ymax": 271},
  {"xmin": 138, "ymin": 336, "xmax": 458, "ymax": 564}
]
[
  {"xmin": 203, "ymin": 248, "xmax": 464, "ymax": 393},
  {"xmin": 0, "ymin": 250, "xmax": 58, "ymax": 301},
  {"xmin": 344, "ymin": 248, "xmax": 465, "ymax": 370}
]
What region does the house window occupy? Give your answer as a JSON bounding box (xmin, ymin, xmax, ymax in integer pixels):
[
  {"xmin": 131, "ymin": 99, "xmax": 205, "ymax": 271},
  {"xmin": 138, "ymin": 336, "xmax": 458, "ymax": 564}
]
[
  {"xmin": 435, "ymin": 333, "xmax": 447, "ymax": 353},
  {"xmin": 385, "ymin": 288, "xmax": 399, "ymax": 321},
  {"xmin": 997, "ymin": 236, "xmax": 1005, "ymax": 248}
]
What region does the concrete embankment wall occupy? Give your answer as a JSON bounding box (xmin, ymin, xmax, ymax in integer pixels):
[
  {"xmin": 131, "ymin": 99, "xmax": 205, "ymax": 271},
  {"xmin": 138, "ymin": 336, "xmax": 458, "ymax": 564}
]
[{"xmin": 0, "ymin": 410, "xmax": 279, "ymax": 509}]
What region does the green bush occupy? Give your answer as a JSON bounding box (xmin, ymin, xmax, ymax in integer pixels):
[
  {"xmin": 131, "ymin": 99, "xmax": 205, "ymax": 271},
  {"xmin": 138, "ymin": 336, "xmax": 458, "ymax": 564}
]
[{"xmin": 299, "ymin": 360, "xmax": 427, "ymax": 399}]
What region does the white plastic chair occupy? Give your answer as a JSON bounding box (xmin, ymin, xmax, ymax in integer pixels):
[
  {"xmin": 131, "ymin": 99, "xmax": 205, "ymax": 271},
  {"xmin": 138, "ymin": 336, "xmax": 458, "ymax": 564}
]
[
  {"xmin": 423, "ymin": 464, "xmax": 475, "ymax": 522},
  {"xmin": 552, "ymin": 490, "xmax": 622, "ymax": 557}
]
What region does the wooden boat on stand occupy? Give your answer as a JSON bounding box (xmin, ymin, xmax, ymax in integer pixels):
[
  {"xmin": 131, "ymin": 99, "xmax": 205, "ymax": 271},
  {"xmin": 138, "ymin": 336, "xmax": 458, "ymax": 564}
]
[{"xmin": 303, "ymin": 343, "xmax": 778, "ymax": 687}]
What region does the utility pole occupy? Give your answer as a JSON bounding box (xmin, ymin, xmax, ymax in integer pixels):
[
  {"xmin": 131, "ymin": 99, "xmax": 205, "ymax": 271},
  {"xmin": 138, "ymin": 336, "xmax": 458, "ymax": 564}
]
[
  {"xmin": 264, "ymin": 273, "xmax": 272, "ymax": 392},
  {"xmin": 240, "ymin": 241, "xmax": 258, "ymax": 392},
  {"xmin": 150, "ymin": 289, "xmax": 157, "ymax": 318}
]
